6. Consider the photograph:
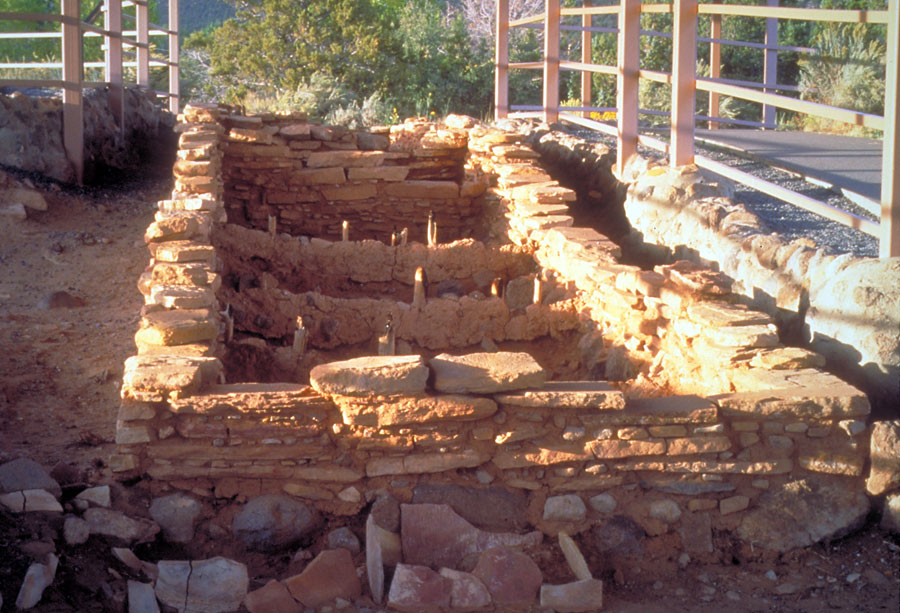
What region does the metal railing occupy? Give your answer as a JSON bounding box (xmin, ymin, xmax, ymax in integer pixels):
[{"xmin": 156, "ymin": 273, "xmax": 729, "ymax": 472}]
[
  {"xmin": 0, "ymin": 0, "xmax": 180, "ymax": 184},
  {"xmin": 494, "ymin": 0, "xmax": 899, "ymax": 258}
]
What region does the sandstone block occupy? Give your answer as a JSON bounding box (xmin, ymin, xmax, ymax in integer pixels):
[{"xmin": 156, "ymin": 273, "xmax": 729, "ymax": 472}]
[
  {"xmin": 244, "ymin": 580, "xmax": 301, "ymax": 613},
  {"xmin": 720, "ymin": 495, "xmax": 750, "ymax": 515},
  {"xmin": 347, "ymin": 166, "xmax": 409, "ymax": 181},
  {"xmin": 431, "ymin": 351, "xmax": 546, "ymax": 394},
  {"xmin": 387, "ymin": 564, "xmax": 452, "ymax": 612},
  {"xmin": 137, "ymin": 309, "xmax": 218, "ymax": 346},
  {"xmin": 714, "ymin": 379, "xmax": 870, "ymax": 420},
  {"xmin": 473, "ymin": 547, "xmax": 542, "ymax": 607},
  {"xmin": 292, "ymin": 167, "xmax": 346, "ymax": 185},
  {"xmin": 321, "ymin": 183, "xmax": 377, "ymax": 201},
  {"xmin": 232, "ymin": 494, "xmax": 320, "ymax": 551},
  {"xmin": 701, "ymin": 324, "xmax": 779, "ymax": 348},
  {"xmin": 667, "ymin": 436, "xmax": 732, "ymax": 455},
  {"xmin": 439, "ymin": 568, "xmax": 491, "ymax": 611},
  {"xmin": 310, "ymin": 355, "xmax": 428, "ymax": 396},
  {"xmin": 334, "ymin": 393, "xmax": 497, "ymax": 427},
  {"xmin": 148, "ymin": 285, "xmax": 216, "ymax": 310},
  {"xmin": 495, "ymin": 380, "xmax": 625, "ymax": 410},
  {"xmin": 156, "ymin": 557, "xmax": 248, "ymax": 613},
  {"xmin": 153, "ymin": 241, "xmax": 216, "ymax": 264},
  {"xmin": 590, "ymin": 439, "xmax": 666, "ymax": 459},
  {"xmin": 540, "ymin": 579, "xmax": 604, "ymax": 613},
  {"xmin": 543, "ymin": 495, "xmax": 586, "ymax": 522},
  {"xmin": 749, "ymin": 346, "xmax": 827, "ymax": 370},
  {"xmin": 384, "ymin": 180, "xmax": 460, "ymax": 199},
  {"xmin": 867, "ymin": 420, "xmax": 900, "ymax": 495},
  {"xmin": 307, "ymin": 150, "xmax": 385, "ymax": 168},
  {"xmin": 284, "ymin": 549, "xmax": 361, "ymax": 608}
]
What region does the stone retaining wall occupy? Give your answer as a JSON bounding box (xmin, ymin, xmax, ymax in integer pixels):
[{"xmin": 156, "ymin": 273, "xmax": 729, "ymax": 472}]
[
  {"xmin": 526, "ymin": 130, "xmax": 899, "ymax": 416},
  {"xmin": 114, "ymin": 107, "xmax": 888, "ymax": 559}
]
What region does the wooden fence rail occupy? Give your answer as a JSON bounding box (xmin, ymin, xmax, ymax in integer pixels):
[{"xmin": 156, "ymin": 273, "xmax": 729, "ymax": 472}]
[
  {"xmin": 0, "ymin": 0, "xmax": 180, "ymax": 184},
  {"xmin": 495, "ymin": 0, "xmax": 899, "ymax": 258}
]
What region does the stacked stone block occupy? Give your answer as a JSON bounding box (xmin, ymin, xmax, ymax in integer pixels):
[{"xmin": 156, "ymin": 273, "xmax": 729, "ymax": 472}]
[
  {"xmin": 114, "ymin": 113, "xmax": 886, "ymax": 553},
  {"xmin": 223, "ymin": 115, "xmax": 487, "ymax": 242}
]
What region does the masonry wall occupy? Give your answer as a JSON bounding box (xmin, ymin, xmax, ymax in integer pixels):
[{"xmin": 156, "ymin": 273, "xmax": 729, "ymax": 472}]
[{"xmin": 114, "ymin": 107, "xmax": 877, "ymax": 556}]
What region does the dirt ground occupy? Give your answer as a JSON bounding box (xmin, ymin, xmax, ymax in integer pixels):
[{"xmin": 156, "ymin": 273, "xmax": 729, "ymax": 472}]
[{"xmin": 1, "ymin": 169, "xmax": 898, "ymax": 611}]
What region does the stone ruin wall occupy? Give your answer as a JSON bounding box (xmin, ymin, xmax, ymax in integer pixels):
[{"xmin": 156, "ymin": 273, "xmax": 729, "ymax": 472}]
[
  {"xmin": 0, "ymin": 87, "xmax": 175, "ymax": 183},
  {"xmin": 112, "ymin": 104, "xmax": 899, "ymax": 559},
  {"xmin": 526, "ymin": 130, "xmax": 900, "ymax": 415}
]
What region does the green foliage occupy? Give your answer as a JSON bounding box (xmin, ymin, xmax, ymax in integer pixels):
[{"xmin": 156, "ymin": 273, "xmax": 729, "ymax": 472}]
[{"xmin": 798, "ymin": 22, "xmax": 885, "ymax": 133}]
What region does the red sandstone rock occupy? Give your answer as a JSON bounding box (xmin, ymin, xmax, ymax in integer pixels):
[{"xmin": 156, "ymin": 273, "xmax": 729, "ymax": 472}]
[
  {"xmin": 244, "ymin": 580, "xmax": 301, "ymax": 613},
  {"xmin": 472, "ymin": 547, "xmax": 542, "ymax": 607},
  {"xmin": 439, "ymin": 568, "xmax": 491, "ymax": 611},
  {"xmin": 284, "ymin": 549, "xmax": 361, "ymax": 608},
  {"xmin": 387, "ymin": 564, "xmax": 452, "ymax": 612}
]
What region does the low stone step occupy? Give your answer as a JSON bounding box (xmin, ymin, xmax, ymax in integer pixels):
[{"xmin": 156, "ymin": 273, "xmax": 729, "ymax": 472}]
[{"xmin": 494, "ymin": 381, "xmax": 625, "ymax": 411}]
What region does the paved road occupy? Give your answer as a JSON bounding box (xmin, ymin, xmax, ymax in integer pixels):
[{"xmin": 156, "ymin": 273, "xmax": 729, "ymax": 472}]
[{"xmin": 693, "ymin": 128, "xmax": 883, "ymax": 203}]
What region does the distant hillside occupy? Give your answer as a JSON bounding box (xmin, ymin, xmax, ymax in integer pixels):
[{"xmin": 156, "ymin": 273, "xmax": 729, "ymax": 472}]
[{"xmin": 158, "ymin": 0, "xmax": 234, "ymax": 35}]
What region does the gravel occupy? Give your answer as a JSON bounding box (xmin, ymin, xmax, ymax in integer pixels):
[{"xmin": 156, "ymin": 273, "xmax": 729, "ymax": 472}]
[{"xmin": 571, "ymin": 128, "xmax": 879, "ymax": 258}]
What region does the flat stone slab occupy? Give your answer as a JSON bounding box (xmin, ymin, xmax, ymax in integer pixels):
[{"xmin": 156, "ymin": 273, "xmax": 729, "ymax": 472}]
[
  {"xmin": 168, "ymin": 383, "xmax": 331, "ymax": 415},
  {"xmin": 310, "ymin": 355, "xmax": 428, "ymax": 396},
  {"xmin": 494, "ymin": 381, "xmax": 625, "ymax": 410},
  {"xmin": 686, "ymin": 302, "xmax": 773, "ymax": 328},
  {"xmin": 0, "ymin": 458, "xmax": 61, "ymax": 497},
  {"xmin": 714, "ymin": 377, "xmax": 870, "ymax": 420},
  {"xmin": 430, "ymin": 352, "xmax": 546, "ymax": 394},
  {"xmin": 540, "ymin": 579, "xmax": 604, "ymax": 612},
  {"xmin": 578, "ymin": 395, "xmax": 718, "ymax": 427},
  {"xmin": 333, "ymin": 393, "xmax": 497, "ymax": 427}
]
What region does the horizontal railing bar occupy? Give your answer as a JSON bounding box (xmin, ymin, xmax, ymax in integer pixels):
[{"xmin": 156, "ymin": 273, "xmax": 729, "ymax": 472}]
[
  {"xmin": 639, "ymin": 69, "xmax": 671, "ymax": 84},
  {"xmin": 637, "ymin": 133, "xmax": 670, "ymax": 153},
  {"xmin": 0, "ymin": 78, "xmax": 65, "ymax": 87},
  {"xmin": 509, "ymin": 14, "xmax": 544, "ymax": 27},
  {"xmin": 560, "ymin": 112, "xmax": 619, "ymax": 137},
  {"xmin": 0, "ymin": 61, "xmax": 63, "ymax": 68},
  {"xmin": 698, "ymin": 5, "xmax": 888, "ymax": 24},
  {"xmin": 0, "ymin": 32, "xmax": 62, "ymax": 38},
  {"xmin": 695, "ymin": 114, "xmax": 768, "ymax": 128},
  {"xmin": 698, "ymin": 36, "xmax": 817, "ymax": 54},
  {"xmin": 560, "ymin": 6, "xmax": 620, "ymax": 17},
  {"xmin": 560, "ymin": 106, "xmax": 616, "ymax": 113},
  {"xmin": 696, "ymin": 78, "xmax": 884, "ymax": 130},
  {"xmin": 560, "ymin": 60, "xmax": 617, "ymax": 75},
  {"xmin": 695, "ymin": 154, "xmax": 880, "ymax": 235},
  {"xmin": 509, "ymin": 61, "xmax": 544, "ymax": 70},
  {"xmin": 560, "ymin": 25, "xmax": 618, "ymax": 33},
  {"xmin": 0, "ymin": 12, "xmax": 62, "ymax": 22},
  {"xmin": 641, "ymin": 4, "xmax": 674, "ymax": 15},
  {"xmin": 705, "ymin": 76, "xmax": 800, "ymax": 92},
  {"xmin": 510, "ymin": 105, "xmax": 544, "ymax": 111}
]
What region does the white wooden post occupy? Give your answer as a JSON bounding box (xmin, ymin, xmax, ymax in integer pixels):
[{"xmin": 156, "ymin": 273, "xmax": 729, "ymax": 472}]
[
  {"xmin": 543, "ymin": 0, "xmax": 560, "ymax": 123},
  {"xmin": 708, "ymin": 14, "xmax": 721, "ymax": 130},
  {"xmin": 881, "ymin": 0, "xmax": 900, "ymax": 257},
  {"xmin": 136, "ymin": 0, "xmax": 149, "ymax": 88},
  {"xmin": 671, "ymin": 0, "xmax": 697, "ymax": 167},
  {"xmin": 581, "ymin": 0, "xmax": 592, "ymax": 118},
  {"xmin": 616, "ymin": 0, "xmax": 639, "ymax": 176},
  {"xmin": 495, "ymin": 0, "xmax": 509, "ymax": 119},
  {"xmin": 763, "ymin": 0, "xmax": 778, "ymax": 129},
  {"xmin": 105, "ymin": 0, "xmax": 124, "ymax": 130},
  {"xmin": 168, "ymin": 0, "xmax": 179, "ymax": 113},
  {"xmin": 62, "ymin": 0, "xmax": 84, "ymax": 184}
]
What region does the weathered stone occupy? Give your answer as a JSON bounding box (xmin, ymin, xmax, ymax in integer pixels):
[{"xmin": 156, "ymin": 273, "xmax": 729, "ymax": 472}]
[
  {"xmin": 401, "ymin": 503, "xmax": 542, "ymax": 569},
  {"xmin": 387, "ymin": 564, "xmax": 452, "ymax": 612},
  {"xmin": 649, "ymin": 480, "xmax": 734, "ymax": 496},
  {"xmin": 0, "ymin": 489, "xmax": 62, "ymax": 513},
  {"xmin": 867, "ymin": 420, "xmax": 900, "ymax": 495},
  {"xmin": 720, "ymin": 495, "xmax": 750, "ymax": 515},
  {"xmin": 84, "ymin": 508, "xmax": 160, "ymax": 544},
  {"xmin": 150, "ymin": 493, "xmax": 202, "ymax": 544},
  {"xmin": 579, "ymin": 395, "xmax": 717, "ymax": 427},
  {"xmin": 128, "ymin": 580, "xmax": 160, "ymax": 613},
  {"xmin": 335, "ymin": 393, "xmax": 496, "ymax": 427},
  {"xmin": 367, "ymin": 449, "xmax": 485, "ymax": 477},
  {"xmin": 591, "ymin": 515, "xmax": 645, "ymax": 558},
  {"xmin": 749, "ymin": 347, "xmax": 826, "ymax": 370},
  {"xmin": 679, "ymin": 511, "xmax": 713, "ymax": 553},
  {"xmin": 686, "ymin": 302, "xmax": 772, "ymax": 328},
  {"xmin": 881, "ymin": 492, "xmax": 900, "ymax": 534},
  {"xmin": 244, "ymin": 580, "xmax": 300, "ymax": 613},
  {"xmin": 75, "ymin": 485, "xmax": 111, "ymax": 508},
  {"xmin": 232, "ymin": 495, "xmax": 320, "ymax": 551},
  {"xmin": 122, "ymin": 355, "xmax": 222, "ymax": 402},
  {"xmin": 326, "ymin": 526, "xmax": 360, "ymax": 554},
  {"xmin": 799, "ymin": 452, "xmax": 865, "ymax": 476},
  {"xmin": 156, "ymin": 557, "xmax": 248, "ymax": 613},
  {"xmin": 366, "ymin": 515, "xmax": 385, "ymax": 603},
  {"xmin": 137, "ymin": 309, "xmax": 218, "ymax": 346},
  {"xmin": 15, "ymin": 553, "xmax": 58, "ymax": 609},
  {"xmin": 737, "ymin": 478, "xmax": 869, "ymax": 552},
  {"xmin": 588, "ymin": 493, "xmax": 617, "ymax": 514},
  {"xmin": 543, "ymin": 495, "xmax": 587, "ymax": 522},
  {"xmin": 310, "ymin": 355, "xmax": 428, "ymax": 396},
  {"xmin": 0, "ymin": 458, "xmax": 61, "ymax": 497},
  {"xmin": 307, "ymin": 150, "xmax": 385, "ymax": 168},
  {"xmin": 590, "ymin": 439, "xmax": 666, "ymax": 458},
  {"xmin": 64, "ymin": 515, "xmax": 90, "ymax": 545},
  {"xmin": 558, "ymin": 532, "xmax": 592, "ymax": 581},
  {"xmin": 411, "ymin": 483, "xmax": 529, "ymax": 531},
  {"xmin": 649, "ymin": 499, "xmax": 682, "ymax": 523},
  {"xmin": 667, "ymin": 436, "xmax": 733, "ymax": 455},
  {"xmin": 494, "ymin": 381, "xmax": 625, "ymax": 410},
  {"xmin": 472, "ymin": 547, "xmax": 542, "ymax": 607},
  {"xmin": 438, "ymin": 569, "xmax": 491, "ymax": 611},
  {"xmin": 540, "ymin": 579, "xmax": 604, "ymax": 612},
  {"xmin": 384, "ymin": 180, "xmax": 459, "ymax": 199},
  {"xmin": 430, "ymin": 351, "xmax": 546, "ymax": 394},
  {"xmin": 714, "ymin": 376, "xmax": 870, "ymax": 420},
  {"xmin": 284, "ymin": 549, "xmax": 361, "ymax": 608}
]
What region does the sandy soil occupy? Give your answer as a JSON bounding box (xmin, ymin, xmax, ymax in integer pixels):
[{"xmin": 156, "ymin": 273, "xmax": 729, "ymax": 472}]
[{"xmin": 0, "ymin": 171, "xmax": 898, "ymax": 612}]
